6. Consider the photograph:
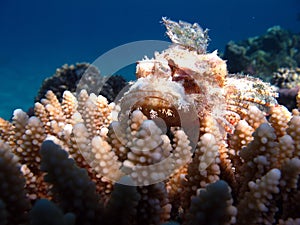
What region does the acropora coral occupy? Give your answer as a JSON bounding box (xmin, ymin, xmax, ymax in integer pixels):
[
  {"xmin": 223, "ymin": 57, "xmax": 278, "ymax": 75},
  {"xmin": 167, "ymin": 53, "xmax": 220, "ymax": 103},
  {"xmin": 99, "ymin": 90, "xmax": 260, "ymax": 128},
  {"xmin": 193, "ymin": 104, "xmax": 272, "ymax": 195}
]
[{"xmin": 0, "ymin": 18, "xmax": 300, "ymax": 225}]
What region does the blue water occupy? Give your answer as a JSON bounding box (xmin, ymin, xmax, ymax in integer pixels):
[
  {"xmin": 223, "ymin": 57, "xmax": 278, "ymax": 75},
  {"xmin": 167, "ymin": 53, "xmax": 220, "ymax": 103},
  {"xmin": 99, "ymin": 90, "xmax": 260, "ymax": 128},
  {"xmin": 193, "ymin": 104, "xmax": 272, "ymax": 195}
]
[{"xmin": 0, "ymin": 0, "xmax": 299, "ymax": 119}]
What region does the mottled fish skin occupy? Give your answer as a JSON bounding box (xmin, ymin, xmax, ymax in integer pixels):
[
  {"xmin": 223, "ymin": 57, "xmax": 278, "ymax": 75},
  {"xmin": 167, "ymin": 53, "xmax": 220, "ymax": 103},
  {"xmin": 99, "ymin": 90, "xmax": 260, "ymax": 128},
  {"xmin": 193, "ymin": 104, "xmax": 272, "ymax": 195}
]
[{"xmin": 162, "ymin": 17, "xmax": 210, "ymax": 54}]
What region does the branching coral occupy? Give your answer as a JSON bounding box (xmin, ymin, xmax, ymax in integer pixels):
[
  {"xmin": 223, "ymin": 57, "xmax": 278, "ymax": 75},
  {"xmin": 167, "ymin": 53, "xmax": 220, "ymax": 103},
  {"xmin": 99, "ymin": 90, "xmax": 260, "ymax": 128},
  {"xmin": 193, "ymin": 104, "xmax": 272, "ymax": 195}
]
[
  {"xmin": 237, "ymin": 168, "xmax": 281, "ymax": 225},
  {"xmin": 0, "ymin": 18, "xmax": 300, "ymax": 225},
  {"xmin": 184, "ymin": 180, "xmax": 237, "ymax": 225},
  {"xmin": 29, "ymin": 199, "xmax": 75, "ymax": 225},
  {"xmin": 40, "ymin": 140, "xmax": 105, "ymax": 225},
  {"xmin": 0, "ymin": 140, "xmax": 31, "ymax": 225}
]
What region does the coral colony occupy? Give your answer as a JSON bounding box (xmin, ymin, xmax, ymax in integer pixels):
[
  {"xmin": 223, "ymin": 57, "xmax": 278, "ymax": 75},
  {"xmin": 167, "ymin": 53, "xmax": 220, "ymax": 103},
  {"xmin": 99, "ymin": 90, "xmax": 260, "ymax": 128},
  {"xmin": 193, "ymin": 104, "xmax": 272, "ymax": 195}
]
[{"xmin": 0, "ymin": 18, "xmax": 300, "ymax": 225}]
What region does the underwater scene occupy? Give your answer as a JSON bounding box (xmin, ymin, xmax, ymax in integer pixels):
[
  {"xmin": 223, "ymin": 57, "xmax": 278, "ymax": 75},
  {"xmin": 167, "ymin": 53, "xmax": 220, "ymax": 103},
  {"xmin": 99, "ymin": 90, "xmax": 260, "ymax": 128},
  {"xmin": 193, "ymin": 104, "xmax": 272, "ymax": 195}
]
[{"xmin": 1, "ymin": 0, "xmax": 300, "ymax": 224}]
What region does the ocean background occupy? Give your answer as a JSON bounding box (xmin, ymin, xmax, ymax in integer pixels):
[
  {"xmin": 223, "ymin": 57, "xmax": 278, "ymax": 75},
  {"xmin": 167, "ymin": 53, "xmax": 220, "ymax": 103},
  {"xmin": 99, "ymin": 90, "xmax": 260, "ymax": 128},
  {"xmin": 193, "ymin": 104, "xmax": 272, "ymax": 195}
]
[{"xmin": 0, "ymin": 0, "xmax": 299, "ymax": 120}]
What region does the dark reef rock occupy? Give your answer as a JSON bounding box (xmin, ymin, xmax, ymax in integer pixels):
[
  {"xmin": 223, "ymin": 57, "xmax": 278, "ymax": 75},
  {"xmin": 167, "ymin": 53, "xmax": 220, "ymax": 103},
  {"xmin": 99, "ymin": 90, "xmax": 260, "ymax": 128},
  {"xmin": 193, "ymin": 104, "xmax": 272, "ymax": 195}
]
[
  {"xmin": 223, "ymin": 26, "xmax": 300, "ymax": 82},
  {"xmin": 270, "ymin": 68, "xmax": 300, "ymax": 111},
  {"xmin": 35, "ymin": 63, "xmax": 128, "ymax": 103},
  {"xmin": 277, "ymin": 86, "xmax": 300, "ymax": 111},
  {"xmin": 98, "ymin": 75, "xmax": 128, "ymax": 102},
  {"xmin": 35, "ymin": 63, "xmax": 89, "ymax": 102}
]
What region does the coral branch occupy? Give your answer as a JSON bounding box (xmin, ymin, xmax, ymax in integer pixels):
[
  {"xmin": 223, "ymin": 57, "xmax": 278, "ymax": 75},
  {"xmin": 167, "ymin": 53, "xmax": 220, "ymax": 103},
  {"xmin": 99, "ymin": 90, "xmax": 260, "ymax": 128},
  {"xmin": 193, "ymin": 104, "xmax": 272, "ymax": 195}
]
[{"xmin": 40, "ymin": 140, "xmax": 104, "ymax": 225}]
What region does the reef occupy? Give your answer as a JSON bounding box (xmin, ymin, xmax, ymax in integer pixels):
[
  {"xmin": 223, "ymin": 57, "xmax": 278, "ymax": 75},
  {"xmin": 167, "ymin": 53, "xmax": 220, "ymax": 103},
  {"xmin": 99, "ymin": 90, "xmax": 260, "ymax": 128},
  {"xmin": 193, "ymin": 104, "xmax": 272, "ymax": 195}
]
[
  {"xmin": 272, "ymin": 67, "xmax": 300, "ymax": 89},
  {"xmin": 35, "ymin": 63, "xmax": 127, "ymax": 103},
  {"xmin": 0, "ymin": 18, "xmax": 300, "ymax": 225},
  {"xmin": 223, "ymin": 26, "xmax": 300, "ymax": 82},
  {"xmin": 271, "ymin": 68, "xmax": 300, "ymax": 110}
]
